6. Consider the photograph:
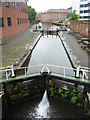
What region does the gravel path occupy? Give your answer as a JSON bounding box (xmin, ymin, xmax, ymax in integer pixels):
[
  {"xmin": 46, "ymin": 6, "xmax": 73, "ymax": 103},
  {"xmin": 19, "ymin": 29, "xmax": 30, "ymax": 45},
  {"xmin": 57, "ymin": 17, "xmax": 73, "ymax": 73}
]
[{"xmin": 2, "ymin": 25, "xmax": 40, "ymax": 67}]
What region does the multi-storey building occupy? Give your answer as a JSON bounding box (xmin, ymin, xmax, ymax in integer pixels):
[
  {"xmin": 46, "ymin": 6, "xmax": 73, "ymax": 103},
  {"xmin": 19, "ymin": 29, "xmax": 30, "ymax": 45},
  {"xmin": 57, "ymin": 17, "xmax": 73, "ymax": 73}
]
[
  {"xmin": 72, "ymin": 0, "xmax": 90, "ymax": 20},
  {"xmin": 37, "ymin": 9, "xmax": 71, "ymax": 23},
  {"xmin": 80, "ymin": 0, "xmax": 90, "ymax": 20},
  {"xmin": 0, "ymin": 0, "xmax": 30, "ymax": 40}
]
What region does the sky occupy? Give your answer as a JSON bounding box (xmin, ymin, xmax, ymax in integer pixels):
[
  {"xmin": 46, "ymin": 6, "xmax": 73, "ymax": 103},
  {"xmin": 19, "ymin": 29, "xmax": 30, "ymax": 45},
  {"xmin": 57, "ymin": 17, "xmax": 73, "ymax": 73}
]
[{"xmin": 27, "ymin": 0, "xmax": 73, "ymax": 13}]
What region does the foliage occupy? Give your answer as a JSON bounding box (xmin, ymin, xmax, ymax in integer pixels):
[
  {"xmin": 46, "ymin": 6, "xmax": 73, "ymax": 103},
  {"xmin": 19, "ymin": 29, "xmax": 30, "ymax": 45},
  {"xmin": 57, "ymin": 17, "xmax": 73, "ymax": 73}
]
[
  {"xmin": 67, "ymin": 10, "xmax": 79, "ymax": 21},
  {"xmin": 28, "ymin": 6, "xmax": 37, "ymax": 23},
  {"xmin": 71, "ymin": 96, "xmax": 78, "ymax": 103},
  {"xmin": 49, "ymin": 85, "xmax": 84, "ymax": 107},
  {"xmin": 58, "ymin": 19, "xmax": 65, "ymax": 23},
  {"xmin": 2, "ymin": 84, "xmax": 4, "ymax": 91},
  {"xmin": 14, "ymin": 82, "xmax": 20, "ymax": 91},
  {"xmin": 49, "ymin": 86, "xmax": 54, "ymax": 96},
  {"xmin": 58, "ymin": 88, "xmax": 63, "ymax": 93},
  {"xmin": 67, "ymin": 7, "xmax": 72, "ymax": 10}
]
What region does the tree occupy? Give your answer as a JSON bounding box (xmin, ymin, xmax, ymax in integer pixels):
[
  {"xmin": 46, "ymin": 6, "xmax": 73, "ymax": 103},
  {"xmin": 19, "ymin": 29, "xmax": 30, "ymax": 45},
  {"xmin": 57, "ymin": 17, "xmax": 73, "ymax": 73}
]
[
  {"xmin": 67, "ymin": 10, "xmax": 79, "ymax": 21},
  {"xmin": 67, "ymin": 7, "xmax": 72, "ymax": 10},
  {"xmin": 28, "ymin": 6, "xmax": 37, "ymax": 23}
]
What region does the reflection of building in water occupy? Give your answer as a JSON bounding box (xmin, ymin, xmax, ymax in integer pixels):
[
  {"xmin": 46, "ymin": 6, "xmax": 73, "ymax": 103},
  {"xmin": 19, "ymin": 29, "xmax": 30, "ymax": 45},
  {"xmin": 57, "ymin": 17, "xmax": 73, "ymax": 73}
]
[
  {"xmin": 37, "ymin": 9, "xmax": 71, "ymax": 23},
  {"xmin": 0, "ymin": 0, "xmax": 30, "ymax": 40}
]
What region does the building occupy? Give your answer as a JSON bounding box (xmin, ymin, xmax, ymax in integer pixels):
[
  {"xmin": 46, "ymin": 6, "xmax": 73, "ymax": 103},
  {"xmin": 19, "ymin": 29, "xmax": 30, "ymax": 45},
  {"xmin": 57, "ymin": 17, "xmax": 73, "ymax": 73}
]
[
  {"xmin": 37, "ymin": 9, "xmax": 71, "ymax": 23},
  {"xmin": 72, "ymin": 0, "xmax": 90, "ymax": 20},
  {"xmin": 80, "ymin": 0, "xmax": 90, "ymax": 20},
  {"xmin": 0, "ymin": 0, "xmax": 30, "ymax": 40}
]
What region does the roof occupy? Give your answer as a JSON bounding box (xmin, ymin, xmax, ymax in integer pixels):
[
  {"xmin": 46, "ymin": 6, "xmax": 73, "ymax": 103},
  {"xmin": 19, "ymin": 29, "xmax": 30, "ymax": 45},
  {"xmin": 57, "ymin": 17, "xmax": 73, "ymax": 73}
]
[{"xmin": 43, "ymin": 9, "xmax": 71, "ymax": 13}]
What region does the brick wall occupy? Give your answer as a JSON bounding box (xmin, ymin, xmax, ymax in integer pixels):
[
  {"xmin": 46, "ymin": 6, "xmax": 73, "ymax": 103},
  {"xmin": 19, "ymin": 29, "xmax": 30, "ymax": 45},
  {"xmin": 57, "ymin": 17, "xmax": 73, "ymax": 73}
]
[
  {"xmin": 38, "ymin": 12, "xmax": 68, "ymax": 23},
  {"xmin": 0, "ymin": 1, "xmax": 30, "ymax": 40},
  {"xmin": 68, "ymin": 20, "xmax": 90, "ymax": 38}
]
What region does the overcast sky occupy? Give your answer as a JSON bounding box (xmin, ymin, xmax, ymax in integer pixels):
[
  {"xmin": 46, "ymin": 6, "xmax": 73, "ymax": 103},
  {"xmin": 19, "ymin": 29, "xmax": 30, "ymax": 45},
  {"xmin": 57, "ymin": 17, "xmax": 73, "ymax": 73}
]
[{"xmin": 27, "ymin": 0, "xmax": 73, "ymax": 12}]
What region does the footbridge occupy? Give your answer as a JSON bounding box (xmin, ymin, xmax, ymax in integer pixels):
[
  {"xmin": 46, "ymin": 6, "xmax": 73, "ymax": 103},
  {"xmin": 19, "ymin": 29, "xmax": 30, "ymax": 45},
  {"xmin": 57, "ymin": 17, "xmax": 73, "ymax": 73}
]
[{"xmin": 0, "ymin": 64, "xmax": 90, "ymax": 87}]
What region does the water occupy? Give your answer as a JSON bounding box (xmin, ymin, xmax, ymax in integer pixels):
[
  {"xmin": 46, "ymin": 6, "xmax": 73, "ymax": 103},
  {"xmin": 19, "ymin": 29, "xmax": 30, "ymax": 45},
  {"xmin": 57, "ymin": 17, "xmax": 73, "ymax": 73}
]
[
  {"xmin": 6, "ymin": 90, "xmax": 86, "ymax": 119},
  {"xmin": 27, "ymin": 35, "xmax": 74, "ymax": 76},
  {"xmin": 33, "ymin": 90, "xmax": 50, "ymax": 118}
]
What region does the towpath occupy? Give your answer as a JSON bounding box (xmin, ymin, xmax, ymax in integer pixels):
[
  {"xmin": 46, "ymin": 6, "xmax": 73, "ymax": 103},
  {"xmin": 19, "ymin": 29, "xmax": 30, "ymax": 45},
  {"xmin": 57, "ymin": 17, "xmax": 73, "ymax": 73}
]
[
  {"xmin": 2, "ymin": 25, "xmax": 40, "ymax": 67},
  {"xmin": 62, "ymin": 31, "xmax": 89, "ymax": 68}
]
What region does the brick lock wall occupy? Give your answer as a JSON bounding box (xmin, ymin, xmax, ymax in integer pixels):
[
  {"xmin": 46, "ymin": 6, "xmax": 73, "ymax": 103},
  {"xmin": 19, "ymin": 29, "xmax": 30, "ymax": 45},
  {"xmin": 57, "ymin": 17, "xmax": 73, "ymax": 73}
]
[
  {"xmin": 68, "ymin": 21, "xmax": 90, "ymax": 38},
  {"xmin": 0, "ymin": 1, "xmax": 30, "ymax": 40}
]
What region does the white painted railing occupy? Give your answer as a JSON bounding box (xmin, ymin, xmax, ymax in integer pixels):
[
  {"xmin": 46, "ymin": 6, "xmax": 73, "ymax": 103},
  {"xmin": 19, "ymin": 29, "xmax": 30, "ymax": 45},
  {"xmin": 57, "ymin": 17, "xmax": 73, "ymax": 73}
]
[{"xmin": 0, "ymin": 64, "xmax": 90, "ymax": 81}]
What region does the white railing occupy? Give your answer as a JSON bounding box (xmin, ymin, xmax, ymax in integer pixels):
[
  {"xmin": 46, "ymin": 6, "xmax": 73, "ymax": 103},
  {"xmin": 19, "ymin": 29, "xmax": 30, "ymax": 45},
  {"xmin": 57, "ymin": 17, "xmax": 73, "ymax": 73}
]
[{"xmin": 0, "ymin": 64, "xmax": 90, "ymax": 81}]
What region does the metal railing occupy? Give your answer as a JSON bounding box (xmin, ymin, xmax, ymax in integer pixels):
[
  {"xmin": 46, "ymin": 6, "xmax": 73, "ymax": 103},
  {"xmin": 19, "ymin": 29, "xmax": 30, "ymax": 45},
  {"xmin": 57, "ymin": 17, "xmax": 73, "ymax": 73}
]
[{"xmin": 0, "ymin": 64, "xmax": 90, "ymax": 81}]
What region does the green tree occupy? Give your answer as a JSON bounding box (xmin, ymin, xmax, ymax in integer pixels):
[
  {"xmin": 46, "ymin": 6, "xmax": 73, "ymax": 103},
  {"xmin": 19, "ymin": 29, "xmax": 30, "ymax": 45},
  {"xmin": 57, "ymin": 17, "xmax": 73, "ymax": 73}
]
[
  {"xmin": 28, "ymin": 6, "xmax": 37, "ymax": 23},
  {"xmin": 67, "ymin": 7, "xmax": 72, "ymax": 10},
  {"xmin": 67, "ymin": 10, "xmax": 79, "ymax": 21}
]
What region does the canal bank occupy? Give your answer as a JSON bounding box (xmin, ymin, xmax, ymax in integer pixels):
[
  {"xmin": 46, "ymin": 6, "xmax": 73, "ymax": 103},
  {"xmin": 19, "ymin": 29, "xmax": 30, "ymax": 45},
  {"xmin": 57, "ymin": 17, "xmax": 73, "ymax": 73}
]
[
  {"xmin": 2, "ymin": 25, "xmax": 40, "ymax": 67},
  {"xmin": 60, "ymin": 31, "xmax": 89, "ymax": 68}
]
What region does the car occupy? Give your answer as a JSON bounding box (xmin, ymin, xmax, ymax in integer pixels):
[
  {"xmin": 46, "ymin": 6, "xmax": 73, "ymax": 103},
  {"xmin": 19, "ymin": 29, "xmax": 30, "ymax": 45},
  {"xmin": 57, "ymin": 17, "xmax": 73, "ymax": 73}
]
[{"xmin": 61, "ymin": 25, "xmax": 67, "ymax": 31}]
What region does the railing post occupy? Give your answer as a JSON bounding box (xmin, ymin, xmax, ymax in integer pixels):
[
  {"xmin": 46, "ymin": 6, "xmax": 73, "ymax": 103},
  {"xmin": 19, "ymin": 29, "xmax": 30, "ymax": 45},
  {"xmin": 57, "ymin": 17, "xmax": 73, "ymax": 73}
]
[
  {"xmin": 6, "ymin": 70, "xmax": 8, "ymax": 80},
  {"xmin": 11, "ymin": 65, "xmax": 15, "ymax": 77},
  {"xmin": 82, "ymin": 70, "xmax": 84, "ymax": 81}
]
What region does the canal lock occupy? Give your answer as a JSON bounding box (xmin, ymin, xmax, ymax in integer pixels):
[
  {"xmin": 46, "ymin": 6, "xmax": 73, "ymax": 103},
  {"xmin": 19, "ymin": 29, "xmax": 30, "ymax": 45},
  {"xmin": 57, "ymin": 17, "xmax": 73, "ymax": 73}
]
[{"xmin": 2, "ymin": 29, "xmax": 90, "ymax": 118}]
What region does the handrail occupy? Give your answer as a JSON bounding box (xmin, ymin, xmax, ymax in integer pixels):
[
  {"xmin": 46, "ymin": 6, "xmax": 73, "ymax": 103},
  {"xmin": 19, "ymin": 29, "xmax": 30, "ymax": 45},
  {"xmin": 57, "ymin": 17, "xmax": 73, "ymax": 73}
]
[{"xmin": 0, "ymin": 64, "xmax": 90, "ymax": 81}]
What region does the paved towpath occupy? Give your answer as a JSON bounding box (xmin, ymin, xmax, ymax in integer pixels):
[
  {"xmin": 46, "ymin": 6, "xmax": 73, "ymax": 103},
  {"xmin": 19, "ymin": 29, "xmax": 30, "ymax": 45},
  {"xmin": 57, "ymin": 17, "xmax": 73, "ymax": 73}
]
[
  {"xmin": 2, "ymin": 25, "xmax": 40, "ymax": 67},
  {"xmin": 62, "ymin": 31, "xmax": 89, "ymax": 68}
]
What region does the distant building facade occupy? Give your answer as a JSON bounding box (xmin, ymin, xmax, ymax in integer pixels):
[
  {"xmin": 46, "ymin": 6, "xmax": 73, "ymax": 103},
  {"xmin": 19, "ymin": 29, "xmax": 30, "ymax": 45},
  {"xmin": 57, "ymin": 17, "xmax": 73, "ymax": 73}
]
[
  {"xmin": 37, "ymin": 9, "xmax": 71, "ymax": 23},
  {"xmin": 72, "ymin": 0, "xmax": 90, "ymax": 20},
  {"xmin": 0, "ymin": 0, "xmax": 30, "ymax": 40}
]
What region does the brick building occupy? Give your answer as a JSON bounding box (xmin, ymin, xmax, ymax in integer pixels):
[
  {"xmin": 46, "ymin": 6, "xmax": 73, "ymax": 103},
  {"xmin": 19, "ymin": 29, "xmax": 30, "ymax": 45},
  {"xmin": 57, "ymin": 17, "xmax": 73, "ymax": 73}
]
[
  {"xmin": 37, "ymin": 9, "xmax": 71, "ymax": 23},
  {"xmin": 0, "ymin": 0, "xmax": 30, "ymax": 40}
]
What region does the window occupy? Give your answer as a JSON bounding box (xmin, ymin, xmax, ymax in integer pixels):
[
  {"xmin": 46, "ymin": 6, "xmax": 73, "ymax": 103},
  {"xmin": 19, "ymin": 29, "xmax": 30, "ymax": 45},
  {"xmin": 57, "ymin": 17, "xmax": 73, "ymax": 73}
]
[
  {"xmin": 5, "ymin": 0, "xmax": 9, "ymax": 7},
  {"xmin": 12, "ymin": 0, "xmax": 15, "ymax": 8},
  {"xmin": 17, "ymin": 18, "xmax": 19, "ymax": 25},
  {"xmin": 7, "ymin": 18, "xmax": 12, "ymax": 26},
  {"xmin": 0, "ymin": 17, "xmax": 4, "ymax": 27},
  {"xmin": 0, "ymin": 0, "xmax": 1, "ymax": 6}
]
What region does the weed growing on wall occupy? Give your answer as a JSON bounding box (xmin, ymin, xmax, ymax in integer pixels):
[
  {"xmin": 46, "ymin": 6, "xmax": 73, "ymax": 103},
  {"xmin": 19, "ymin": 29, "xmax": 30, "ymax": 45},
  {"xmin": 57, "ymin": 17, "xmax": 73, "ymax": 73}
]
[{"xmin": 49, "ymin": 85, "xmax": 84, "ymax": 107}]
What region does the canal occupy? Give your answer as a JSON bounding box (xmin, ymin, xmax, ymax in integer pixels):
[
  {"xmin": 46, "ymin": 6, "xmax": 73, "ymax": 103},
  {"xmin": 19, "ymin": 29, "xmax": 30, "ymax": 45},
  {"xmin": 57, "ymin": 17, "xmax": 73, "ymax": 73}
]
[
  {"xmin": 27, "ymin": 34, "xmax": 74, "ymax": 76},
  {"xmin": 5, "ymin": 24, "xmax": 86, "ymax": 119}
]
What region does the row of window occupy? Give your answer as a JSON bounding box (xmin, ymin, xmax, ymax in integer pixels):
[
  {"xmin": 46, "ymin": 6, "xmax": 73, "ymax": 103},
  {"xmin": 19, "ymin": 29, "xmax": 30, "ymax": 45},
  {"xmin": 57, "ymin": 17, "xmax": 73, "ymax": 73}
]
[
  {"xmin": 17, "ymin": 18, "xmax": 28, "ymax": 25},
  {"xmin": 80, "ymin": 3, "xmax": 90, "ymax": 7},
  {"xmin": 80, "ymin": 16, "xmax": 90, "ymax": 19},
  {"xmin": 0, "ymin": 17, "xmax": 11, "ymax": 27},
  {"xmin": 80, "ymin": 10, "xmax": 90, "ymax": 13},
  {"xmin": 0, "ymin": 17, "xmax": 28, "ymax": 27},
  {"xmin": 80, "ymin": 0, "xmax": 88, "ymax": 1},
  {"xmin": 0, "ymin": 0, "xmax": 28, "ymax": 14}
]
